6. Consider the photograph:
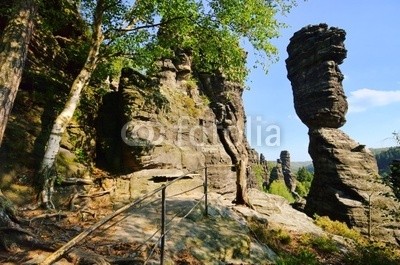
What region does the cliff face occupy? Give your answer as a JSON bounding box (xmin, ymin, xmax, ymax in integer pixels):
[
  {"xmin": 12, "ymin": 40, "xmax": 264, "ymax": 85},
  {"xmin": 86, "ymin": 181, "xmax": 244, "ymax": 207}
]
[
  {"xmin": 286, "ymin": 24, "xmax": 400, "ymax": 244},
  {"xmin": 0, "ymin": 4, "xmax": 257, "ymax": 203},
  {"xmin": 96, "ymin": 54, "xmax": 257, "ymax": 195}
]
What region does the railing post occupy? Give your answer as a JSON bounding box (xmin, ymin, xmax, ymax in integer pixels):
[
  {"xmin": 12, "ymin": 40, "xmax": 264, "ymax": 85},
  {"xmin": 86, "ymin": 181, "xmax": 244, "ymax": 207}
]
[
  {"xmin": 160, "ymin": 184, "xmax": 166, "ymax": 265},
  {"xmin": 204, "ymin": 166, "xmax": 208, "ymax": 216}
]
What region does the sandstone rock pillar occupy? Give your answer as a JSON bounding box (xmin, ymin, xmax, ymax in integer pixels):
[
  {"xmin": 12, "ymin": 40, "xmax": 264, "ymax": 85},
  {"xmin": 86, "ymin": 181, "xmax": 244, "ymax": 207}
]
[
  {"xmin": 286, "ymin": 23, "xmax": 400, "ymax": 244},
  {"xmin": 280, "ymin": 150, "xmax": 296, "ymax": 192}
]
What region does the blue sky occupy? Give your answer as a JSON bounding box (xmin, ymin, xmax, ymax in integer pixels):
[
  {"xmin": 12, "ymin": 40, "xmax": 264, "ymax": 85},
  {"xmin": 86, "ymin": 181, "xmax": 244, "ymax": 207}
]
[{"xmin": 243, "ymin": 0, "xmax": 400, "ymax": 162}]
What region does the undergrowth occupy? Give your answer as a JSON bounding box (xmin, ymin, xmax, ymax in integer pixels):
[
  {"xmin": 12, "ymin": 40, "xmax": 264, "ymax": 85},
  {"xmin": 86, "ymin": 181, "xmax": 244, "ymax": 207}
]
[
  {"xmin": 249, "ymin": 216, "xmax": 400, "ymax": 265},
  {"xmin": 267, "ymin": 180, "xmax": 295, "ymax": 203},
  {"xmin": 314, "ymin": 215, "xmax": 400, "ymax": 265}
]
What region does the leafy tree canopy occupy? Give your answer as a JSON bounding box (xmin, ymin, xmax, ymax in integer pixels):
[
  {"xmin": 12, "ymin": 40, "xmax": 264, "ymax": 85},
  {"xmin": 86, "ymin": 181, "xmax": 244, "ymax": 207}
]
[
  {"xmin": 79, "ymin": 0, "xmax": 296, "ymax": 83},
  {"xmin": 296, "ymin": 166, "xmax": 313, "ymax": 183},
  {"xmin": 375, "ymin": 147, "xmax": 400, "ymax": 176}
]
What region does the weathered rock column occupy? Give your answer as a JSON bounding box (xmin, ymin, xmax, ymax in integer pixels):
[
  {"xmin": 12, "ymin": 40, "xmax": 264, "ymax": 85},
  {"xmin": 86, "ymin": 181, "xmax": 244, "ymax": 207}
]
[
  {"xmin": 280, "ymin": 150, "xmax": 296, "ymax": 192},
  {"xmin": 286, "ymin": 24, "xmax": 400, "ymax": 244}
]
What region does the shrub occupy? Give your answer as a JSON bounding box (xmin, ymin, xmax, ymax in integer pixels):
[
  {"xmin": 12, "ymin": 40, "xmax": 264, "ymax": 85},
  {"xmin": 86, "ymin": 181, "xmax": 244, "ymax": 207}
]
[
  {"xmin": 314, "ymin": 216, "xmax": 400, "ymax": 264},
  {"xmin": 314, "ymin": 215, "xmax": 363, "ymax": 242},
  {"xmin": 295, "ymin": 166, "xmax": 313, "ymax": 196},
  {"xmin": 268, "ymin": 180, "xmax": 295, "ymax": 203},
  {"xmin": 300, "ymin": 234, "xmax": 339, "ymax": 254},
  {"xmin": 252, "ymin": 164, "xmax": 266, "ymax": 190},
  {"xmin": 295, "ymin": 182, "xmax": 308, "ymax": 197},
  {"xmin": 276, "ymin": 248, "xmax": 319, "ymax": 265},
  {"xmin": 345, "ymin": 243, "xmax": 400, "ymax": 265}
]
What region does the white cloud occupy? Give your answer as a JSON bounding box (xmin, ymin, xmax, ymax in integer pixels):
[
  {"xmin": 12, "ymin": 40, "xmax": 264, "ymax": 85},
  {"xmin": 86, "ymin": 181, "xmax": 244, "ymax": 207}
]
[{"xmin": 347, "ymin": 88, "xmax": 400, "ymax": 113}]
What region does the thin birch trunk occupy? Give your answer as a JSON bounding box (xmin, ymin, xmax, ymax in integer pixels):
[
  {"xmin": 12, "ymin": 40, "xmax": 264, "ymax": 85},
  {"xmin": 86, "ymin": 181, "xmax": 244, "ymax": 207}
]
[
  {"xmin": 0, "ymin": 0, "xmax": 36, "ymax": 147},
  {"xmin": 39, "ymin": 0, "xmax": 105, "ymax": 208}
]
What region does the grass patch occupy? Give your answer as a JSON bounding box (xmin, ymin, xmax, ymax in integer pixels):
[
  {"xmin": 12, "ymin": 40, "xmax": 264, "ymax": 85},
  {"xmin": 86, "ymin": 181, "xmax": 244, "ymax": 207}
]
[
  {"xmin": 276, "ymin": 248, "xmax": 319, "ymax": 265},
  {"xmin": 300, "ymin": 234, "xmax": 339, "ymax": 254}
]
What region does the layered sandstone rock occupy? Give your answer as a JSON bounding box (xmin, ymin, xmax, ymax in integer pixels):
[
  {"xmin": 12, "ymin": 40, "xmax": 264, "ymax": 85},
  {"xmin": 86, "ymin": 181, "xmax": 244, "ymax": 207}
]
[
  {"xmin": 286, "ymin": 24, "xmax": 348, "ymax": 128},
  {"xmin": 269, "ymin": 159, "xmax": 284, "ymax": 184},
  {"xmin": 97, "ymin": 53, "xmax": 256, "ymax": 196},
  {"xmin": 280, "ymin": 150, "xmax": 296, "ymax": 192},
  {"xmin": 286, "ymin": 23, "xmax": 400, "ymax": 244}
]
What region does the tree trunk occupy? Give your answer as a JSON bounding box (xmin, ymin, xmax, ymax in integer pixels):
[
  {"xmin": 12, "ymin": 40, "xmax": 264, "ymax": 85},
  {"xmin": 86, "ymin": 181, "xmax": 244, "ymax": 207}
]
[
  {"xmin": 0, "ymin": 0, "xmax": 36, "ymax": 147},
  {"xmin": 39, "ymin": 0, "xmax": 105, "ymax": 208},
  {"xmin": 236, "ymin": 157, "xmax": 250, "ymax": 205}
]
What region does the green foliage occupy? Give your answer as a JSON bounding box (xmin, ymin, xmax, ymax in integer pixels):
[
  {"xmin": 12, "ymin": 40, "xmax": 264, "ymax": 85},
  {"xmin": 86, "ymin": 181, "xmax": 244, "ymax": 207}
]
[
  {"xmin": 315, "ymin": 215, "xmax": 400, "ymax": 265},
  {"xmin": 74, "ymin": 148, "xmax": 89, "ymax": 164},
  {"xmin": 314, "ymin": 215, "xmax": 363, "ymax": 242},
  {"xmin": 78, "ymin": 0, "xmax": 296, "ymax": 83},
  {"xmin": 90, "ymin": 57, "xmax": 125, "ymax": 86},
  {"xmin": 249, "ymin": 215, "xmax": 400, "ymax": 265},
  {"xmin": 252, "ymin": 164, "xmax": 266, "ymax": 190},
  {"xmin": 200, "ymin": 95, "xmax": 210, "ymax": 106},
  {"xmin": 295, "ymin": 166, "xmax": 313, "ymax": 197},
  {"xmin": 389, "ymin": 160, "xmax": 400, "ymax": 200},
  {"xmin": 294, "ymin": 181, "xmax": 308, "ymax": 197},
  {"xmin": 300, "ymin": 234, "xmax": 339, "ymax": 254},
  {"xmin": 276, "ymin": 248, "xmax": 319, "ymax": 265},
  {"xmin": 181, "ymin": 95, "xmax": 199, "ymax": 117},
  {"xmin": 296, "ymin": 166, "xmax": 313, "ymax": 182},
  {"xmin": 344, "ymin": 242, "xmax": 400, "ymax": 265},
  {"xmin": 38, "ymin": 0, "xmax": 87, "ymax": 36},
  {"xmin": 375, "ymin": 146, "xmax": 400, "ymax": 176},
  {"xmin": 267, "ymin": 180, "xmax": 295, "ymax": 203},
  {"xmin": 248, "ymin": 222, "xmax": 291, "ymax": 252},
  {"xmin": 185, "ymin": 78, "xmax": 197, "ymax": 91}
]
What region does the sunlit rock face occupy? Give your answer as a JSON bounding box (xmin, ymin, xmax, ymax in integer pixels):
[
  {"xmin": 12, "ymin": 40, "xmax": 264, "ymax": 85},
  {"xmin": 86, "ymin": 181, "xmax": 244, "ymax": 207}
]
[
  {"xmin": 286, "ymin": 24, "xmax": 400, "ymax": 244},
  {"xmin": 96, "ymin": 52, "xmax": 260, "ymax": 197},
  {"xmin": 286, "ymin": 23, "xmax": 348, "ymax": 129}
]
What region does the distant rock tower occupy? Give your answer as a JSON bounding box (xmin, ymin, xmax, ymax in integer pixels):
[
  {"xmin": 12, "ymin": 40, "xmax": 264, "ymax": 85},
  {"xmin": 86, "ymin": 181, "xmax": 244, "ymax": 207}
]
[
  {"xmin": 280, "ymin": 150, "xmax": 296, "ymax": 192},
  {"xmin": 286, "ymin": 23, "xmax": 400, "ymax": 244}
]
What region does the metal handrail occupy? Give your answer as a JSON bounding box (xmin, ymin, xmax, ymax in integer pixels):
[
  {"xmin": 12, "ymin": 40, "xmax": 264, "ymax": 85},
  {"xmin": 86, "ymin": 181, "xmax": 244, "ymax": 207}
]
[{"xmin": 42, "ymin": 164, "xmax": 236, "ymax": 265}]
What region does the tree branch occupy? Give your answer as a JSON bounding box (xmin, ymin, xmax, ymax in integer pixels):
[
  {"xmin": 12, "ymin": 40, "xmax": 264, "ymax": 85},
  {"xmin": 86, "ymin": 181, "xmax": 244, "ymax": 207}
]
[{"xmin": 115, "ymin": 16, "xmax": 187, "ymax": 33}]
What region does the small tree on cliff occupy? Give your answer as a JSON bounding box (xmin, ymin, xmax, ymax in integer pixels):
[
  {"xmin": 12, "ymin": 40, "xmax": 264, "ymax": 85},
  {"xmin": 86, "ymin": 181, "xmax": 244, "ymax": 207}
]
[{"xmin": 38, "ymin": 0, "xmax": 296, "ymax": 208}]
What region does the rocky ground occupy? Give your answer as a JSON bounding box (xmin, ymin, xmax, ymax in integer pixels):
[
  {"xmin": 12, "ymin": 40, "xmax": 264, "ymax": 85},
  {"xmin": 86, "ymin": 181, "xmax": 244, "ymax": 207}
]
[{"xmin": 0, "ymin": 174, "xmax": 349, "ymax": 265}]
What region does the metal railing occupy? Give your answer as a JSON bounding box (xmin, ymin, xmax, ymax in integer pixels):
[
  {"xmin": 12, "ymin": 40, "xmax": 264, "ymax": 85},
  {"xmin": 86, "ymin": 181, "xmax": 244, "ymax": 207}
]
[{"xmin": 41, "ymin": 164, "xmax": 235, "ymax": 264}]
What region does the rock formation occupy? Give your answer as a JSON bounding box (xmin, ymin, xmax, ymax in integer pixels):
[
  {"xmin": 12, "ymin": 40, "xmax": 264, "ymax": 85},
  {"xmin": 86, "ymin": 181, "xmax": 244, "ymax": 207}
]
[
  {"xmin": 268, "ymin": 159, "xmax": 284, "ymax": 184},
  {"xmin": 286, "ymin": 24, "xmax": 400, "ymax": 244},
  {"xmin": 96, "ymin": 52, "xmax": 257, "ymax": 199},
  {"xmin": 280, "ymin": 150, "xmax": 296, "ymax": 192}
]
